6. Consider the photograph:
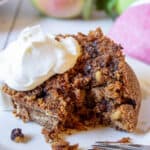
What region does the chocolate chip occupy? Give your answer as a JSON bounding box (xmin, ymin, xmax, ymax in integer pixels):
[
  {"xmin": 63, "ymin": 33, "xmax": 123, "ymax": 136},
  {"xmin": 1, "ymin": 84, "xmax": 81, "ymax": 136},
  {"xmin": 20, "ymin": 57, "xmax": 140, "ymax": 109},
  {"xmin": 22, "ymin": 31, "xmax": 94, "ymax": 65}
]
[
  {"xmin": 85, "ymin": 42, "xmax": 98, "ymax": 58},
  {"xmin": 80, "ymin": 111, "xmax": 94, "ymax": 121},
  {"xmin": 109, "ymin": 60, "xmax": 119, "ymax": 72},
  {"xmin": 92, "ymin": 40, "xmax": 99, "ymax": 47},
  {"xmin": 84, "ymin": 64, "xmax": 92, "ymax": 74},
  {"xmin": 113, "ymin": 61, "xmax": 118, "ymax": 71},
  {"xmin": 97, "ymin": 99, "xmax": 109, "ymax": 112},
  {"xmin": 86, "ymin": 99, "xmax": 96, "ymax": 109},
  {"xmin": 98, "ymin": 55, "xmax": 112, "ymax": 68},
  {"xmin": 85, "ymin": 92, "xmax": 96, "ymax": 109},
  {"xmin": 123, "ymin": 98, "xmax": 136, "ymax": 109},
  {"xmin": 37, "ymin": 90, "xmax": 47, "ymax": 98},
  {"xmin": 118, "ymin": 44, "xmax": 123, "ymax": 49}
]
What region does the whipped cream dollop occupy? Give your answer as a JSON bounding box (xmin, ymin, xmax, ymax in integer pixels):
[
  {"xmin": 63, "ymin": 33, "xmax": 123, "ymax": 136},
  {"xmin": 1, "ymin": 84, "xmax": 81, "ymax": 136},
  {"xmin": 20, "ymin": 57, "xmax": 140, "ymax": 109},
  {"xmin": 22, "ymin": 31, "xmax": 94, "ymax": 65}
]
[{"xmin": 0, "ymin": 25, "xmax": 81, "ymax": 91}]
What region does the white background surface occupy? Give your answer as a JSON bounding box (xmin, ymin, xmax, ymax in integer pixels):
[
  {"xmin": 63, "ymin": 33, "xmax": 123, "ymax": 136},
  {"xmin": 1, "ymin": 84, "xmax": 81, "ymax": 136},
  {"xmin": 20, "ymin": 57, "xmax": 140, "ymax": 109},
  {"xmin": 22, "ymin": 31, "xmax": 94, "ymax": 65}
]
[{"xmin": 0, "ymin": 0, "xmax": 150, "ymax": 150}]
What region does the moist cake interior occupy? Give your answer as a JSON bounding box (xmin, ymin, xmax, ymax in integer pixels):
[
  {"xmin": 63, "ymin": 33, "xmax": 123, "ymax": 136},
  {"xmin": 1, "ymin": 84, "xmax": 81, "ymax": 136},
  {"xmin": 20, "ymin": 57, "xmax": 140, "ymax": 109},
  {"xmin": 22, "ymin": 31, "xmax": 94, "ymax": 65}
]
[{"xmin": 3, "ymin": 28, "xmax": 141, "ymax": 141}]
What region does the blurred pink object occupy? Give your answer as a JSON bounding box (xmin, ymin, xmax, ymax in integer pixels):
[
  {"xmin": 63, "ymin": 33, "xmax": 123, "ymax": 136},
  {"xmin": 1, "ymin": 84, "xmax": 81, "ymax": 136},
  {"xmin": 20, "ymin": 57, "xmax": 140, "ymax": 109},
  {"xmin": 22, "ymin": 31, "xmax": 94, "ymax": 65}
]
[
  {"xmin": 109, "ymin": 4, "xmax": 150, "ymax": 64},
  {"xmin": 32, "ymin": 0, "xmax": 84, "ymax": 18}
]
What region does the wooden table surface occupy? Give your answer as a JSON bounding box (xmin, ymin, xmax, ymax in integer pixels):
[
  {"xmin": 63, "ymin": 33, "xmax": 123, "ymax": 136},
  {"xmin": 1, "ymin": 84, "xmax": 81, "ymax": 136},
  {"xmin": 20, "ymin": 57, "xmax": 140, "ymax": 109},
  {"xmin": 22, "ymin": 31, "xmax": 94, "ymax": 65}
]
[{"xmin": 0, "ymin": 0, "xmax": 113, "ymax": 50}]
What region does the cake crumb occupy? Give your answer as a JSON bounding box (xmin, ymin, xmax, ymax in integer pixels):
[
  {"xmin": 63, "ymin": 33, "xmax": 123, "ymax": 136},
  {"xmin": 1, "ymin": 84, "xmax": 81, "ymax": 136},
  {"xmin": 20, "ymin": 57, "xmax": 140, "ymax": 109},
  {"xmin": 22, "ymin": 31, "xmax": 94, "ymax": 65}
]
[
  {"xmin": 117, "ymin": 137, "xmax": 131, "ymax": 143},
  {"xmin": 52, "ymin": 140, "xmax": 78, "ymax": 150},
  {"xmin": 11, "ymin": 128, "xmax": 27, "ymax": 143}
]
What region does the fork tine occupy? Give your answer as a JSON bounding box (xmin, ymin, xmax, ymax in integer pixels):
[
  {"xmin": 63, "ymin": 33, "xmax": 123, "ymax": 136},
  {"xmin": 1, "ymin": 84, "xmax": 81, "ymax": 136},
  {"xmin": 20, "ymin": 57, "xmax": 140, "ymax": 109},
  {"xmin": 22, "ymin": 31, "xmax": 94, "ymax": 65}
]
[
  {"xmin": 93, "ymin": 144, "xmax": 132, "ymax": 150},
  {"xmin": 92, "ymin": 142, "xmax": 144, "ymax": 150},
  {"xmin": 93, "ymin": 145, "xmax": 117, "ymax": 150}
]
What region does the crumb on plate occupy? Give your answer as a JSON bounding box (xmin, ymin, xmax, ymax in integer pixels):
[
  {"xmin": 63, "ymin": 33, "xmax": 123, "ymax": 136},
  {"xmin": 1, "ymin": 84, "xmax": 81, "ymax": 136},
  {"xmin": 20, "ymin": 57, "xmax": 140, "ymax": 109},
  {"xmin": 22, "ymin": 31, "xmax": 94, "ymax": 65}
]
[
  {"xmin": 52, "ymin": 140, "xmax": 78, "ymax": 150},
  {"xmin": 11, "ymin": 128, "xmax": 27, "ymax": 143},
  {"xmin": 117, "ymin": 137, "xmax": 132, "ymax": 143}
]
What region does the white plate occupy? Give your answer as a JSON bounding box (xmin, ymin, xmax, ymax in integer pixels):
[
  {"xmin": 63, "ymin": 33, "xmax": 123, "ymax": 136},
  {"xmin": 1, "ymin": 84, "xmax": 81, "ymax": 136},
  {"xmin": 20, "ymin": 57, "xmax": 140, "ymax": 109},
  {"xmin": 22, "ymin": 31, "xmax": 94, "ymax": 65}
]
[{"xmin": 0, "ymin": 57, "xmax": 150, "ymax": 150}]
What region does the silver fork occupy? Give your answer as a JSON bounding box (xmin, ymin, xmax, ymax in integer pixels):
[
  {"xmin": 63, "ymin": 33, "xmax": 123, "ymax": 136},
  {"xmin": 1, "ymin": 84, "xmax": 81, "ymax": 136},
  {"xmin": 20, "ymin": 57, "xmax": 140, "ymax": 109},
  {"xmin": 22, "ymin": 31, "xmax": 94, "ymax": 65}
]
[{"xmin": 89, "ymin": 142, "xmax": 150, "ymax": 150}]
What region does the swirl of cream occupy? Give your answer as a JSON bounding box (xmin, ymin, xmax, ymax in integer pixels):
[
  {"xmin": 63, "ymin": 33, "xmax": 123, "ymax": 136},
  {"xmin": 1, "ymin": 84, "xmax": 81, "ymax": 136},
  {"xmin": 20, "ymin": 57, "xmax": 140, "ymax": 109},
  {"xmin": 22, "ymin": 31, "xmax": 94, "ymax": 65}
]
[{"xmin": 0, "ymin": 25, "xmax": 81, "ymax": 91}]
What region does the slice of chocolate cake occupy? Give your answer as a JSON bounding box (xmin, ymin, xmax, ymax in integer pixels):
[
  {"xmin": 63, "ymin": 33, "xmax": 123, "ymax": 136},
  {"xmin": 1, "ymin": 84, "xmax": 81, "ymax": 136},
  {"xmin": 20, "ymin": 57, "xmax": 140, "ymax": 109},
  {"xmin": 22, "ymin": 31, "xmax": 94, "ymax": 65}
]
[{"xmin": 3, "ymin": 28, "xmax": 141, "ymax": 142}]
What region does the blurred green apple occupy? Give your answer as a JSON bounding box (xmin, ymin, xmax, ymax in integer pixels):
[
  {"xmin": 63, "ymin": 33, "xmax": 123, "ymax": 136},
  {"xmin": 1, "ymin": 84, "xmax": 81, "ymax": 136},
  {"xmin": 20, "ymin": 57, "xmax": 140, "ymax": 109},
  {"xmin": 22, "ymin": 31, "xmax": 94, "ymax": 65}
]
[
  {"xmin": 31, "ymin": 0, "xmax": 86, "ymax": 18},
  {"xmin": 95, "ymin": 0, "xmax": 136, "ymax": 17}
]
